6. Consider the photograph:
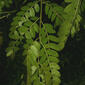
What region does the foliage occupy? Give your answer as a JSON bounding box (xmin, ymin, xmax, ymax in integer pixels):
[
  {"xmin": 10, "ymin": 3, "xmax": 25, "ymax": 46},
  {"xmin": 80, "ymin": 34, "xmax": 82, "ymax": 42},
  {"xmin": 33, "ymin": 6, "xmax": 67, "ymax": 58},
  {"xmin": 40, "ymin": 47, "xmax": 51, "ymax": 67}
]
[
  {"xmin": 0, "ymin": 0, "xmax": 85, "ymax": 85},
  {"xmin": 0, "ymin": 0, "xmax": 12, "ymax": 11}
]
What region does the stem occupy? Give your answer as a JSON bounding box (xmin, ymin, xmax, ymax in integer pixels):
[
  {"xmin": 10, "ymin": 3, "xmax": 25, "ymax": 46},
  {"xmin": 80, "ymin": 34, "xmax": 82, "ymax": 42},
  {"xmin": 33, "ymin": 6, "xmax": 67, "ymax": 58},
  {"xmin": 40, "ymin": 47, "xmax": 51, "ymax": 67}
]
[
  {"xmin": 0, "ymin": 10, "xmax": 16, "ymax": 14},
  {"xmin": 0, "ymin": 10, "xmax": 16, "ymax": 20},
  {"xmin": 0, "ymin": 14, "xmax": 10, "ymax": 20}
]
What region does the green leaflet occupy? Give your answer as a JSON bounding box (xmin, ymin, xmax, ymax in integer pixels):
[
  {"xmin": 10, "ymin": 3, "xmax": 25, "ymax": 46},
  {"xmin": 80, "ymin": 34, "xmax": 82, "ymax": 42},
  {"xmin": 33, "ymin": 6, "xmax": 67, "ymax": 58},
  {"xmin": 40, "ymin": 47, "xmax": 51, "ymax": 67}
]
[
  {"xmin": 30, "ymin": 16, "xmax": 38, "ymax": 21},
  {"xmin": 50, "ymin": 63, "xmax": 60, "ymax": 70},
  {"xmin": 47, "ymin": 35, "xmax": 59, "ymax": 42},
  {"xmin": 33, "ymin": 23, "xmax": 39, "ymax": 33},
  {"xmin": 44, "ymin": 24, "xmax": 56, "ymax": 33},
  {"xmin": 58, "ymin": 22, "xmax": 72, "ymax": 36},
  {"xmin": 64, "ymin": 4, "xmax": 75, "ymax": 14},
  {"xmin": 34, "ymin": 3, "xmax": 40, "ymax": 13},
  {"xmin": 45, "ymin": 42, "xmax": 65, "ymax": 51},
  {"xmin": 9, "ymin": 27, "xmax": 16, "ymax": 31},
  {"xmin": 0, "ymin": 0, "xmax": 12, "ymax": 11},
  {"xmin": 54, "ymin": 17, "xmax": 62, "ymax": 27},
  {"xmin": 30, "ymin": 45, "xmax": 39, "ymax": 57},
  {"xmin": 6, "ymin": 46, "xmax": 19, "ymax": 58},
  {"xmin": 30, "ymin": 28, "xmax": 36, "ymax": 38},
  {"xmin": 21, "ymin": 6, "xmax": 29, "ymax": 11},
  {"xmin": 33, "ymin": 41, "xmax": 40, "ymax": 50},
  {"xmin": 54, "ymin": 6, "xmax": 63, "ymax": 13},
  {"xmin": 25, "ymin": 12, "xmax": 30, "ymax": 19},
  {"xmin": 40, "ymin": 27, "xmax": 47, "ymax": 37},
  {"xmin": 48, "ymin": 56, "xmax": 59, "ymax": 63},
  {"xmin": 45, "ymin": 43, "xmax": 59, "ymax": 51},
  {"xmin": 6, "ymin": 49, "xmax": 13, "ymax": 56},
  {"xmin": 24, "ymin": 20, "xmax": 33, "ymax": 27},
  {"xmin": 28, "ymin": 43, "xmax": 39, "ymax": 66},
  {"xmin": 42, "ymin": 63, "xmax": 52, "ymax": 85},
  {"xmin": 48, "ymin": 7, "xmax": 53, "ymax": 19},
  {"xmin": 13, "ymin": 16, "xmax": 21, "ymax": 21},
  {"xmin": 18, "ymin": 26, "xmax": 28, "ymax": 35},
  {"xmin": 25, "ymin": 32, "xmax": 32, "ymax": 39},
  {"xmin": 9, "ymin": 31, "xmax": 20, "ymax": 39},
  {"xmin": 45, "ymin": 71, "xmax": 51, "ymax": 85},
  {"xmin": 30, "ymin": 8, "xmax": 35, "ymax": 17},
  {"xmin": 71, "ymin": 26, "xmax": 76, "ymax": 37},
  {"xmin": 45, "ymin": 4, "xmax": 49, "ymax": 15},
  {"xmin": 51, "ymin": 13, "xmax": 56, "ymax": 22},
  {"xmin": 46, "ymin": 49, "xmax": 59, "ymax": 57},
  {"xmin": 53, "ymin": 77, "xmax": 61, "ymax": 85},
  {"xmin": 33, "ymin": 78, "xmax": 44, "ymax": 85},
  {"xmin": 40, "ymin": 27, "xmax": 47, "ymax": 44},
  {"xmin": 16, "ymin": 11, "xmax": 25, "ymax": 16},
  {"xmin": 11, "ymin": 20, "xmax": 19, "ymax": 26}
]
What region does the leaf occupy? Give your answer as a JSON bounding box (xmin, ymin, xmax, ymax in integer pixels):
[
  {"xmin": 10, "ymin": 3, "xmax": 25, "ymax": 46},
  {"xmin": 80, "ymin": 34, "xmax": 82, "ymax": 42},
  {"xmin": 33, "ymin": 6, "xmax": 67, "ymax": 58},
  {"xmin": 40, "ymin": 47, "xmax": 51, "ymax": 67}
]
[
  {"xmin": 64, "ymin": 4, "xmax": 74, "ymax": 13},
  {"xmin": 16, "ymin": 11, "xmax": 25, "ymax": 16},
  {"xmin": 31, "ymin": 65, "xmax": 37, "ymax": 75},
  {"xmin": 45, "ymin": 4, "xmax": 49, "ymax": 15},
  {"xmin": 44, "ymin": 24, "xmax": 56, "ymax": 33},
  {"xmin": 58, "ymin": 36, "xmax": 67, "ymax": 42},
  {"xmin": 33, "ymin": 23, "xmax": 39, "ymax": 33},
  {"xmin": 51, "ymin": 70, "xmax": 61, "ymax": 77},
  {"xmin": 30, "ymin": 28, "xmax": 36, "ymax": 38},
  {"xmin": 48, "ymin": 35, "xmax": 59, "ymax": 42},
  {"xmin": 11, "ymin": 21, "xmax": 19, "ymax": 26},
  {"xmin": 50, "ymin": 63, "xmax": 60, "ymax": 70},
  {"xmin": 30, "ymin": 8, "xmax": 35, "ymax": 17},
  {"xmin": 54, "ymin": 17, "xmax": 62, "ymax": 27},
  {"xmin": 21, "ymin": 6, "xmax": 29, "ymax": 11},
  {"xmin": 24, "ymin": 20, "xmax": 33, "ymax": 27},
  {"xmin": 10, "ymin": 27, "xmax": 16, "ymax": 31},
  {"xmin": 18, "ymin": 26, "xmax": 28, "ymax": 35},
  {"xmin": 41, "ymin": 37, "xmax": 48, "ymax": 45},
  {"xmin": 40, "ymin": 27, "xmax": 47, "ymax": 37},
  {"xmin": 56, "ymin": 42, "xmax": 65, "ymax": 51},
  {"xmin": 58, "ymin": 22, "xmax": 72, "ymax": 36},
  {"xmin": 53, "ymin": 77, "xmax": 61, "ymax": 85},
  {"xmin": 25, "ymin": 31, "xmax": 31, "ymax": 39},
  {"xmin": 34, "ymin": 3, "xmax": 39, "ymax": 13},
  {"xmin": 51, "ymin": 13, "xmax": 56, "ymax": 22},
  {"xmin": 13, "ymin": 31, "xmax": 19, "ymax": 39},
  {"xmin": 33, "ymin": 41, "xmax": 40, "ymax": 50},
  {"xmin": 30, "ymin": 16, "xmax": 38, "ymax": 21},
  {"xmin": 13, "ymin": 16, "xmax": 21, "ymax": 21},
  {"xmin": 40, "ymin": 27, "xmax": 47, "ymax": 44},
  {"xmin": 48, "ymin": 7, "xmax": 53, "ymax": 19},
  {"xmin": 71, "ymin": 26, "xmax": 76, "ymax": 38},
  {"xmin": 6, "ymin": 49, "xmax": 13, "ymax": 56},
  {"xmin": 46, "ymin": 49, "xmax": 59, "ymax": 57},
  {"xmin": 45, "ymin": 71, "xmax": 51, "ymax": 85},
  {"xmin": 33, "ymin": 78, "xmax": 43, "ymax": 85},
  {"xmin": 30, "ymin": 44, "xmax": 39, "ymax": 57},
  {"xmin": 45, "ymin": 43, "xmax": 59, "ymax": 51},
  {"xmin": 48, "ymin": 56, "xmax": 59, "ymax": 63},
  {"xmin": 25, "ymin": 12, "xmax": 30, "ymax": 19}
]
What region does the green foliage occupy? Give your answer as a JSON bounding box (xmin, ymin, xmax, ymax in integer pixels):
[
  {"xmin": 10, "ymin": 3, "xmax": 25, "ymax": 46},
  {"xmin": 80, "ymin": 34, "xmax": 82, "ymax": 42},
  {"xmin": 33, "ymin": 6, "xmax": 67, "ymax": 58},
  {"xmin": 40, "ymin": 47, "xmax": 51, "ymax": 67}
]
[
  {"xmin": 0, "ymin": 0, "xmax": 12, "ymax": 11},
  {"xmin": 45, "ymin": 3, "xmax": 64, "ymax": 27},
  {"xmin": 5, "ymin": 0, "xmax": 83, "ymax": 85}
]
